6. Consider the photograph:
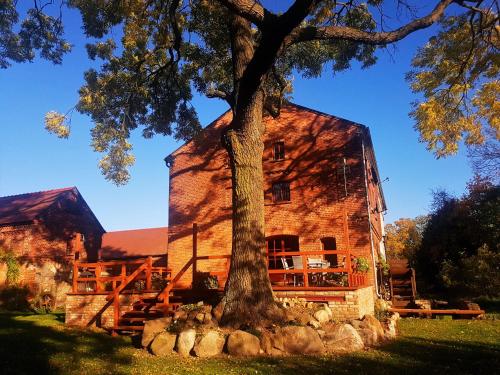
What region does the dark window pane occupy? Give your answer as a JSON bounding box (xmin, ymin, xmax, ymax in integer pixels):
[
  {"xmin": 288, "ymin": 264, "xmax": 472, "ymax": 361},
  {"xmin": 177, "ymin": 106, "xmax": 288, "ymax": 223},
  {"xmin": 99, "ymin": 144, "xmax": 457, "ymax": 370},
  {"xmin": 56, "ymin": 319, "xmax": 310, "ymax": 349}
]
[
  {"xmin": 272, "ymin": 182, "xmax": 290, "ymax": 202},
  {"xmin": 273, "ymin": 141, "xmax": 285, "ymax": 160}
]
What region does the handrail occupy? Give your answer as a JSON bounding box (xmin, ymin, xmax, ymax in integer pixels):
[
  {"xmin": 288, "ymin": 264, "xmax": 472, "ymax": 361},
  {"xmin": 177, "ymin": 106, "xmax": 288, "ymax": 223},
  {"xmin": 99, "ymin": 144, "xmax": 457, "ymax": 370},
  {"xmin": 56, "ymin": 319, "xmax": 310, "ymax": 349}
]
[
  {"xmin": 156, "ymin": 257, "xmax": 195, "ymax": 302},
  {"xmin": 268, "ymin": 250, "xmax": 349, "ymax": 256},
  {"xmin": 106, "ymin": 257, "xmax": 151, "ymax": 301}
]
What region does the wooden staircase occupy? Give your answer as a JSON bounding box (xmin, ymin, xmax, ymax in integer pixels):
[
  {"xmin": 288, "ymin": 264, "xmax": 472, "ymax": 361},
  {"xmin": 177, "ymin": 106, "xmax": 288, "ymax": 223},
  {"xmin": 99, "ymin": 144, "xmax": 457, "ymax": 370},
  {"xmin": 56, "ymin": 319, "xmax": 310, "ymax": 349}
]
[
  {"xmin": 116, "ymin": 296, "xmax": 182, "ymax": 331},
  {"xmin": 389, "ymin": 259, "xmax": 417, "ymax": 308}
]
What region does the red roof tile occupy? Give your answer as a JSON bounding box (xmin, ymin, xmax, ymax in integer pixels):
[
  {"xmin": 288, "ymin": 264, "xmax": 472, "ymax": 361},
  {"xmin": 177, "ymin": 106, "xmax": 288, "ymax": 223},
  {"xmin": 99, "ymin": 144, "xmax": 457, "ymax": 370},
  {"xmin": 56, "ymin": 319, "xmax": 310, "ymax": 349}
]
[
  {"xmin": 101, "ymin": 227, "xmax": 168, "ymax": 259},
  {"xmin": 0, "ymin": 187, "xmax": 77, "ymax": 226}
]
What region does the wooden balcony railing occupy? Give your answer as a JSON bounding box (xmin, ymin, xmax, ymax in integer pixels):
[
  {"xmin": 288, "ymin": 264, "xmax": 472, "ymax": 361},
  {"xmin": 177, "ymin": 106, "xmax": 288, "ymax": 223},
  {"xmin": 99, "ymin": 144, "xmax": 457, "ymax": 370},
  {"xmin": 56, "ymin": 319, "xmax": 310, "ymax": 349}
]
[{"xmin": 71, "ymin": 257, "xmax": 171, "ymax": 294}]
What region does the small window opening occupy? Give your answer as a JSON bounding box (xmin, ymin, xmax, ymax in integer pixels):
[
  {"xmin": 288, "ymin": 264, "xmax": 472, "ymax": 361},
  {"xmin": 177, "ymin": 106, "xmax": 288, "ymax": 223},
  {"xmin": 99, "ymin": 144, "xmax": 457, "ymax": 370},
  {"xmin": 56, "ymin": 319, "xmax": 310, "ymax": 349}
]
[
  {"xmin": 272, "ymin": 182, "xmax": 290, "ymax": 202},
  {"xmin": 273, "ymin": 141, "xmax": 285, "ymax": 161},
  {"xmin": 321, "ymin": 237, "xmax": 338, "ymax": 267}
]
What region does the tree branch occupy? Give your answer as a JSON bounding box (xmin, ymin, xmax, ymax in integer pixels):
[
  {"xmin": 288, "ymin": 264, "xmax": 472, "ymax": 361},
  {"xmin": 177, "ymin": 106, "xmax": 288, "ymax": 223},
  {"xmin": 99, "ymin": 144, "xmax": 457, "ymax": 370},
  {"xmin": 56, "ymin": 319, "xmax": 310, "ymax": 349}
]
[
  {"xmin": 215, "ymin": 0, "xmax": 267, "ymax": 26},
  {"xmin": 290, "ymin": 0, "xmax": 455, "ymax": 45}
]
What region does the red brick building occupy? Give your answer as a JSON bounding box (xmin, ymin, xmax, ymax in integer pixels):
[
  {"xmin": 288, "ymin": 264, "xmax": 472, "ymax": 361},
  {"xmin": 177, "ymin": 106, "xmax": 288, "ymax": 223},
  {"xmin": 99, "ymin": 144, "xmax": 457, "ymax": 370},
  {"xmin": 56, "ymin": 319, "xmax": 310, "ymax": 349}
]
[
  {"xmin": 166, "ymin": 104, "xmax": 387, "ymax": 297},
  {"xmin": 65, "ymin": 104, "xmax": 389, "ymax": 328},
  {"xmin": 0, "ymin": 187, "xmax": 104, "ymax": 306}
]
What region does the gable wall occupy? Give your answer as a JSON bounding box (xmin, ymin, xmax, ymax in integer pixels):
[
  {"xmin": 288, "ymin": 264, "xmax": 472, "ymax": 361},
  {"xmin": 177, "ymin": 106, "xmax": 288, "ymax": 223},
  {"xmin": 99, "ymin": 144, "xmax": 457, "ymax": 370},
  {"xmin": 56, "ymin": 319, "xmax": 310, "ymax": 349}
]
[
  {"xmin": 167, "ymin": 106, "xmax": 382, "ymax": 288},
  {"xmin": 0, "ymin": 192, "xmax": 104, "ymax": 307}
]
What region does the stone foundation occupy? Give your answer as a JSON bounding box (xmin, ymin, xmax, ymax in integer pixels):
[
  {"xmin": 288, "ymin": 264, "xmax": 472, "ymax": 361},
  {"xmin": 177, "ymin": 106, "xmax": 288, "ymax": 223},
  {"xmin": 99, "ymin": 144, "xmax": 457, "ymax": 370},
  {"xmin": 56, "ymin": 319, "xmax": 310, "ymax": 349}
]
[
  {"xmin": 276, "ymin": 286, "xmax": 374, "ymax": 321},
  {"xmin": 65, "ymin": 292, "xmax": 157, "ymax": 328}
]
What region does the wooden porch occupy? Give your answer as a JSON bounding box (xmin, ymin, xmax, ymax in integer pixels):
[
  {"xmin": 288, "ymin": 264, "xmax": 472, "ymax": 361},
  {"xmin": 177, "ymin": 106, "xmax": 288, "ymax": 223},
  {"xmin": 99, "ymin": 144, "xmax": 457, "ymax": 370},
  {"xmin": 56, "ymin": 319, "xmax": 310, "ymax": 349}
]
[{"xmin": 69, "ymin": 245, "xmax": 368, "ymax": 333}]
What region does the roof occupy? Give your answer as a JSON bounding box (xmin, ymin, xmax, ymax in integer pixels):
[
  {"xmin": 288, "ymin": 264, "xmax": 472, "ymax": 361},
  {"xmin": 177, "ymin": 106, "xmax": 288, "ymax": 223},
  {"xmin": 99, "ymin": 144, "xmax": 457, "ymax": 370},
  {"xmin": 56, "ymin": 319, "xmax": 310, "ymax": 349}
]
[
  {"xmin": 100, "ymin": 227, "xmax": 168, "ymax": 259},
  {"xmin": 0, "ymin": 186, "xmax": 105, "ymax": 232},
  {"xmin": 0, "ymin": 187, "xmax": 71, "ymax": 225}
]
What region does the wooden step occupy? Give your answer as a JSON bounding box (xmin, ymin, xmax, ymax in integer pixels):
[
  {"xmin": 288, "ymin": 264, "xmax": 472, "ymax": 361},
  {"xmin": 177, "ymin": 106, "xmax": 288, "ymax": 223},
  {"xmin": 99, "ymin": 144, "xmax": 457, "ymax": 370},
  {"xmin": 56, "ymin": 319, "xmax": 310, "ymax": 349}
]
[
  {"xmin": 119, "ymin": 317, "xmax": 148, "ymax": 323},
  {"xmin": 113, "ymin": 325, "xmax": 144, "ymax": 331},
  {"xmin": 389, "ymin": 308, "xmax": 485, "ymax": 316}
]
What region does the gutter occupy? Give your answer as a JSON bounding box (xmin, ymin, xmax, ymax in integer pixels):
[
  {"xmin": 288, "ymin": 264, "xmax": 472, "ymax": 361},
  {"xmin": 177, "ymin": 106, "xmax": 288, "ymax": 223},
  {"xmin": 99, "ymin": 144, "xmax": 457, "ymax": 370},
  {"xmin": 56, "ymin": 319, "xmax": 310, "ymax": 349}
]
[{"xmin": 361, "ymin": 134, "xmax": 382, "ymax": 298}]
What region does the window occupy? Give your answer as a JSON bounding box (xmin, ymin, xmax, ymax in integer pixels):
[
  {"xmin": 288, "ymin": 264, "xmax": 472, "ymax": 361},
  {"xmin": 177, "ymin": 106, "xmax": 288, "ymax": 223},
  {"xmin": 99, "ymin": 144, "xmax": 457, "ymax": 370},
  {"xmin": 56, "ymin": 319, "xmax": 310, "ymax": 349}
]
[
  {"xmin": 321, "ymin": 237, "xmax": 338, "ymax": 267},
  {"xmin": 272, "ymin": 182, "xmax": 290, "ymax": 202},
  {"xmin": 266, "ymin": 235, "xmax": 300, "ymax": 270},
  {"xmin": 273, "ymin": 141, "xmax": 285, "ymax": 161}
]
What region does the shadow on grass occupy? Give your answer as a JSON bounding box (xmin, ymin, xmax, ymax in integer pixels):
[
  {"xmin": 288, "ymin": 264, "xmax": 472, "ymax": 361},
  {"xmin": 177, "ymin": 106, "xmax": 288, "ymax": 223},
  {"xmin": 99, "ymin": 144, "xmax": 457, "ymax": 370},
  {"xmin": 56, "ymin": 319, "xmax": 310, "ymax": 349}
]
[
  {"xmin": 219, "ymin": 335, "xmax": 500, "ymax": 375},
  {"xmin": 0, "ymin": 313, "xmax": 132, "ymax": 375}
]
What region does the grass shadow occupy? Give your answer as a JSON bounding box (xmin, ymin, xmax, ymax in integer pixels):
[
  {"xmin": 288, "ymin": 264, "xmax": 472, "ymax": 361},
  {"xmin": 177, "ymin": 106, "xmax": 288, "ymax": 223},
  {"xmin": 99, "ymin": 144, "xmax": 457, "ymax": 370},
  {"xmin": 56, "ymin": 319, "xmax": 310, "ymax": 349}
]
[{"xmin": 0, "ymin": 312, "xmax": 133, "ymax": 375}]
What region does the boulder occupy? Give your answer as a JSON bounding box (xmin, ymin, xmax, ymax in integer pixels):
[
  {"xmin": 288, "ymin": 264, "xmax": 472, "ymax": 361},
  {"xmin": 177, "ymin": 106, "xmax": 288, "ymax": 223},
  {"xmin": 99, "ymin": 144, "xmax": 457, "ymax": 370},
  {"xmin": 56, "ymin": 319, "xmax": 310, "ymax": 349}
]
[
  {"xmin": 323, "ymin": 324, "xmax": 364, "ymax": 352},
  {"xmin": 356, "ymin": 328, "xmax": 378, "ymax": 347},
  {"xmin": 349, "ymin": 319, "xmax": 362, "ymax": 330},
  {"xmin": 226, "ymin": 330, "xmax": 261, "ymax": 356},
  {"xmin": 176, "ymin": 328, "xmax": 196, "ymax": 357},
  {"xmin": 321, "ymin": 304, "xmax": 333, "ymax": 320},
  {"xmin": 193, "ymin": 330, "xmax": 225, "ymax": 357},
  {"xmin": 308, "ymin": 319, "xmax": 321, "ymax": 329},
  {"xmin": 195, "ymin": 313, "xmax": 205, "ymax": 324},
  {"xmin": 389, "ymin": 312, "xmax": 400, "ymax": 321},
  {"xmin": 212, "ymin": 302, "xmax": 224, "ymax": 322},
  {"xmin": 150, "ymin": 332, "xmax": 177, "ymax": 356},
  {"xmin": 273, "ymin": 326, "xmax": 325, "ymax": 354},
  {"xmin": 360, "ymin": 315, "xmax": 385, "ymax": 342},
  {"xmin": 383, "ymin": 319, "xmax": 397, "ymax": 340},
  {"xmin": 173, "ymin": 309, "xmax": 188, "ymax": 322},
  {"xmin": 314, "ymin": 309, "xmax": 331, "ymax": 324},
  {"xmin": 203, "ymin": 313, "xmax": 213, "ymax": 324},
  {"xmin": 141, "ymin": 317, "xmax": 172, "ymax": 348}
]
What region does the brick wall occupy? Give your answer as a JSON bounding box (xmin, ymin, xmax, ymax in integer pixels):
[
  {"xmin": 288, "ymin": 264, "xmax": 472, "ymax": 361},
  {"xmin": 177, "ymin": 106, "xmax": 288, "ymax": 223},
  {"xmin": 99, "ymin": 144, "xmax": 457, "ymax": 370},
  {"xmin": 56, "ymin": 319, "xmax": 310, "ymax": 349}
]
[
  {"xmin": 167, "ymin": 104, "xmax": 385, "ymax": 291},
  {"xmin": 65, "ymin": 292, "xmax": 157, "ymax": 328},
  {"xmin": 277, "ymin": 286, "xmax": 374, "ymax": 321},
  {"xmin": 0, "ymin": 212, "xmax": 102, "ymax": 307}
]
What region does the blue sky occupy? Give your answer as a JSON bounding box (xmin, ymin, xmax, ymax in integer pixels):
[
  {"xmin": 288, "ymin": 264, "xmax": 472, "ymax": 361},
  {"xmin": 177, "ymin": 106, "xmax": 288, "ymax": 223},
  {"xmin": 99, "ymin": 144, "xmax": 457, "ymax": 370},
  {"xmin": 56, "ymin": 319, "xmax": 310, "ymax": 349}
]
[{"xmin": 0, "ymin": 4, "xmax": 473, "ymax": 231}]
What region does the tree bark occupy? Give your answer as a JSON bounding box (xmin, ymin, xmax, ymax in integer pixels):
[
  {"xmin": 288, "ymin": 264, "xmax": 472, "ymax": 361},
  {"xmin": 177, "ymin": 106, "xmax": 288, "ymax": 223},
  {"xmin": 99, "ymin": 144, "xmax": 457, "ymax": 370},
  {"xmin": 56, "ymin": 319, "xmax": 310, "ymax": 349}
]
[{"xmin": 220, "ymin": 15, "xmax": 283, "ymax": 327}]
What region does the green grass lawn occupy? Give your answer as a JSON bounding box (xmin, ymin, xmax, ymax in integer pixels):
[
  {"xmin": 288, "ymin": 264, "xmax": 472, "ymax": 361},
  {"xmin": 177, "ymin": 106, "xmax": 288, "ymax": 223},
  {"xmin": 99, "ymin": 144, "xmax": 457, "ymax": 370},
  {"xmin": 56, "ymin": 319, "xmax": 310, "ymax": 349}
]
[{"xmin": 0, "ymin": 312, "xmax": 499, "ymax": 375}]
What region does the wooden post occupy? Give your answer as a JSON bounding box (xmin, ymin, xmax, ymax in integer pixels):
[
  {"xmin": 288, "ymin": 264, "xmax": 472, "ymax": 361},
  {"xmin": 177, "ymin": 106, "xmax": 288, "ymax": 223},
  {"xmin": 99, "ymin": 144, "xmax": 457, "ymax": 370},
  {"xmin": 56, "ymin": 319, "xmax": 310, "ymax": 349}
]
[
  {"xmin": 113, "ymin": 295, "xmax": 120, "ymax": 335},
  {"xmin": 95, "ymin": 263, "xmax": 102, "ymax": 292},
  {"xmin": 302, "ymin": 254, "xmax": 308, "ymax": 287},
  {"xmin": 193, "ymin": 223, "xmax": 198, "ymax": 287},
  {"xmin": 146, "ymin": 256, "xmax": 152, "ymax": 290},
  {"xmin": 72, "ymin": 261, "xmax": 78, "ymax": 292},
  {"xmin": 121, "ymin": 264, "xmax": 126, "ymax": 288},
  {"xmin": 343, "ymin": 206, "xmax": 352, "ymax": 287}
]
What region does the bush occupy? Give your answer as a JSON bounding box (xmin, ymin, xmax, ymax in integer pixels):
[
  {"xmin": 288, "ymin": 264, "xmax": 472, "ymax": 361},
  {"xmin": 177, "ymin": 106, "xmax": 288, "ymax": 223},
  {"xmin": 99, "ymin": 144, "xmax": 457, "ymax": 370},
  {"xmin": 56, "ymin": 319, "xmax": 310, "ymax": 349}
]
[
  {"xmin": 440, "ymin": 245, "xmax": 500, "ymax": 297},
  {"xmin": 354, "ymin": 257, "xmax": 370, "ymax": 273},
  {"xmin": 0, "ymin": 286, "xmax": 31, "ymax": 311}
]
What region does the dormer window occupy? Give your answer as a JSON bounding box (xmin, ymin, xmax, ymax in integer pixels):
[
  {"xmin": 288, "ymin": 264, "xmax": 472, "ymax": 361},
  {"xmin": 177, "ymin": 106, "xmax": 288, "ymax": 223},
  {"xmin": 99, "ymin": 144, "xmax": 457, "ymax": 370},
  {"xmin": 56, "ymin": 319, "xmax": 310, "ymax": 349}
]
[
  {"xmin": 273, "ymin": 141, "xmax": 285, "ymax": 161},
  {"xmin": 272, "ymin": 182, "xmax": 290, "ymax": 202}
]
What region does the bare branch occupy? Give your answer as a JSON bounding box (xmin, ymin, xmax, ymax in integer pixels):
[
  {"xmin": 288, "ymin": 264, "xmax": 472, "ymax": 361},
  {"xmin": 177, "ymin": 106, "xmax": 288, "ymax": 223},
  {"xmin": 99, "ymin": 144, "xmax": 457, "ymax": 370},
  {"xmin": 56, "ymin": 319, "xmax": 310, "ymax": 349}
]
[{"xmin": 290, "ymin": 0, "xmax": 454, "ymax": 45}]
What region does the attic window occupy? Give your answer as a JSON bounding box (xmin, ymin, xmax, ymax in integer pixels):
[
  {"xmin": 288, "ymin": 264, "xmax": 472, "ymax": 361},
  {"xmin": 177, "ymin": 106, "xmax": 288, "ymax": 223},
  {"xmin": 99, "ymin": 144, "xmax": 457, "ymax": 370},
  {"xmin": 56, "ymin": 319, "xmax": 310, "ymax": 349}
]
[
  {"xmin": 272, "ymin": 182, "xmax": 291, "ymax": 202},
  {"xmin": 273, "ymin": 141, "xmax": 285, "ymax": 161}
]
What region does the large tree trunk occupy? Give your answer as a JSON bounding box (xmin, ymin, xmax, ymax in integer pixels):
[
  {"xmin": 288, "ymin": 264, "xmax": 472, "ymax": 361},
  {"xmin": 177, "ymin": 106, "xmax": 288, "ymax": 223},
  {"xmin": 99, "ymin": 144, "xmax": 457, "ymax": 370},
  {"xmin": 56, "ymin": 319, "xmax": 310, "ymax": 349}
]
[
  {"xmin": 219, "ymin": 15, "xmax": 284, "ymax": 327},
  {"xmin": 220, "ymin": 90, "xmax": 283, "ymax": 327}
]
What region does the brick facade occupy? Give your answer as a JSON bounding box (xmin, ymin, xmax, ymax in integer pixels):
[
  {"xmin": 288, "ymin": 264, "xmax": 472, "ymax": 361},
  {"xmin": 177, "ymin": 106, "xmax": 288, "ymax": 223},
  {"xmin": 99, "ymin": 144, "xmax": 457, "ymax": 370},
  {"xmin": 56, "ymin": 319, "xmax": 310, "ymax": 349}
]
[
  {"xmin": 0, "ymin": 188, "xmax": 104, "ymax": 307},
  {"xmin": 65, "ymin": 292, "xmax": 157, "ymax": 328},
  {"xmin": 277, "ymin": 286, "xmax": 375, "ymax": 320},
  {"xmin": 166, "ymin": 104, "xmax": 386, "ymax": 291}
]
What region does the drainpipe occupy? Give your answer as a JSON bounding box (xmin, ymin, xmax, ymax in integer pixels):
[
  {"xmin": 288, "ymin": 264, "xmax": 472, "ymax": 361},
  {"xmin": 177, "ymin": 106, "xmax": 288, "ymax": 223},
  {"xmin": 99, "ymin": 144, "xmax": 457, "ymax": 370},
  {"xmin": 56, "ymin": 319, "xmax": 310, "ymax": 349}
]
[{"xmin": 361, "ymin": 134, "xmax": 382, "ymax": 298}]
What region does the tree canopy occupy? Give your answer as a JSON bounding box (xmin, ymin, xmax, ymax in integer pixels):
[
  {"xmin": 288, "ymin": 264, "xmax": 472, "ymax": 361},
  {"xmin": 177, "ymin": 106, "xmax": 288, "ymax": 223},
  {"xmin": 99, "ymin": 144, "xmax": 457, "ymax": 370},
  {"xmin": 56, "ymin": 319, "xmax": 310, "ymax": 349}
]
[{"xmin": 2, "ymin": 1, "xmax": 497, "ymax": 184}]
